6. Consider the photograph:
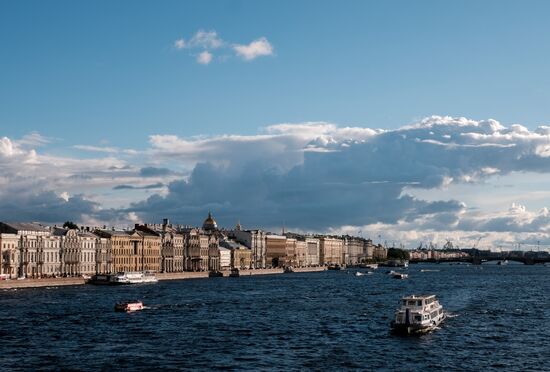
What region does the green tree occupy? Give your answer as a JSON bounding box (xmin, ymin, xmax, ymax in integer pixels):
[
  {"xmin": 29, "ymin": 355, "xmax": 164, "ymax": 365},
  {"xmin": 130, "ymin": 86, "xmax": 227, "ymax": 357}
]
[{"xmin": 387, "ymin": 248, "xmax": 410, "ymax": 260}]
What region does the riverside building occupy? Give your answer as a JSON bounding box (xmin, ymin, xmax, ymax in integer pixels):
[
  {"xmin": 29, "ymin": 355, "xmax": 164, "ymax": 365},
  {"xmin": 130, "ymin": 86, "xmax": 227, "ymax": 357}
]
[
  {"xmin": 1, "ymin": 231, "xmax": 19, "ymax": 278},
  {"xmin": 344, "ymin": 237, "xmax": 364, "ymax": 266},
  {"xmin": 231, "ymin": 225, "xmax": 267, "ymax": 269},
  {"xmin": 319, "ymin": 237, "xmax": 344, "ymax": 266},
  {"xmin": 305, "ymin": 237, "xmax": 320, "ymax": 266},
  {"xmin": 136, "ymin": 220, "xmax": 184, "ymax": 273},
  {"xmin": 265, "ymin": 234, "xmax": 287, "ymax": 268},
  {"xmin": 0, "ymin": 222, "xmax": 50, "ymax": 278}
]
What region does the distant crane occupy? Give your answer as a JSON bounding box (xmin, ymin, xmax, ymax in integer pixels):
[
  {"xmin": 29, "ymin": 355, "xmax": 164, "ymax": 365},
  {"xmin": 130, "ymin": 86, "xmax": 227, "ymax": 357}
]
[
  {"xmin": 443, "ymin": 239, "xmax": 454, "ymax": 250},
  {"xmin": 473, "ymin": 237, "xmax": 482, "ymax": 249}
]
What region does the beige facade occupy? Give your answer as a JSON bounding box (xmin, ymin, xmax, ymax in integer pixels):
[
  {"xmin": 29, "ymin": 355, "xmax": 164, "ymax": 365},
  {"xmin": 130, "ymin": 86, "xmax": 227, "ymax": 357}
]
[
  {"xmin": 265, "ymin": 235, "xmax": 287, "ymax": 268},
  {"xmin": 182, "ymin": 228, "xmax": 219, "ymax": 271},
  {"xmin": 55, "ymin": 229, "xmax": 97, "ymax": 276},
  {"xmin": 231, "ymin": 228, "xmax": 267, "ymax": 269},
  {"xmin": 305, "ymin": 238, "xmax": 320, "ymax": 266},
  {"xmin": 344, "ymin": 238, "xmax": 364, "ymax": 265},
  {"xmin": 137, "ymin": 221, "xmax": 184, "ymax": 273},
  {"xmin": 295, "ymin": 239, "xmax": 307, "ymax": 267},
  {"xmin": 364, "ymin": 239, "xmax": 375, "ymax": 260},
  {"xmin": 1, "ymin": 232, "xmax": 19, "ymax": 278},
  {"xmin": 95, "ymin": 230, "xmax": 146, "ymax": 273},
  {"xmin": 284, "ymin": 238, "xmax": 297, "ymax": 267},
  {"xmin": 231, "ymin": 247, "xmax": 252, "ymax": 269},
  {"xmin": 137, "ymin": 230, "xmax": 161, "ymax": 272},
  {"xmin": 95, "ymin": 236, "xmax": 112, "ymax": 274},
  {"xmin": 40, "ymin": 235, "xmax": 62, "ymax": 276},
  {"xmin": 373, "ymin": 245, "xmax": 388, "ymax": 260},
  {"xmin": 319, "ymin": 237, "xmax": 344, "ymax": 265}
]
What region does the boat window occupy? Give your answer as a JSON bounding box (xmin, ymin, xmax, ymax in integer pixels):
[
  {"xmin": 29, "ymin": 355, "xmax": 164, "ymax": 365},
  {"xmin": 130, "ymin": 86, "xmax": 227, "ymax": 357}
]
[
  {"xmin": 417, "ymin": 300, "xmax": 423, "ymax": 306},
  {"xmin": 408, "ymin": 300, "xmax": 416, "ymax": 306},
  {"xmin": 414, "ymin": 315, "xmax": 422, "ymax": 321}
]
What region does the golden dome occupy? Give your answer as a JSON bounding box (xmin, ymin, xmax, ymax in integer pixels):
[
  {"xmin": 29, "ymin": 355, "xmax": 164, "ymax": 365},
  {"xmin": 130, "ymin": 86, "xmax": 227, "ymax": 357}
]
[{"xmin": 202, "ymin": 211, "xmax": 218, "ymax": 231}]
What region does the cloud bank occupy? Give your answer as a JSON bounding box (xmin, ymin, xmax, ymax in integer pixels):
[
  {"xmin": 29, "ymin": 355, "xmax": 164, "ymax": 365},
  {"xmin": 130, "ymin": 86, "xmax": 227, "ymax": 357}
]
[{"xmin": 4, "ymin": 116, "xmax": 550, "ymax": 250}]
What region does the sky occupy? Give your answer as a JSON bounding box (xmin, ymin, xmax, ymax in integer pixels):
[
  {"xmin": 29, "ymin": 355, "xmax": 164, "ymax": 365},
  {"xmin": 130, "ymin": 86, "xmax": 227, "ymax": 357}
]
[{"xmin": 2, "ymin": 0, "xmax": 550, "ymax": 251}]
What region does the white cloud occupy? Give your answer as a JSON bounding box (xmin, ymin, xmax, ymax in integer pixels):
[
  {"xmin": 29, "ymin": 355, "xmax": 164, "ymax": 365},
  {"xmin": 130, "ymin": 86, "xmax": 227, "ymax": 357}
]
[
  {"xmin": 233, "ymin": 37, "xmax": 274, "ymax": 60},
  {"xmin": 173, "ymin": 30, "xmax": 273, "ymax": 64},
  {"xmin": 73, "ymin": 145, "xmax": 119, "ymax": 153},
  {"xmin": 174, "ymin": 38, "xmax": 185, "ymax": 49},
  {"xmin": 189, "ymin": 30, "xmax": 224, "ymax": 49},
  {"xmin": 197, "ymin": 51, "xmax": 213, "ymax": 65},
  {"xmin": 8, "ymin": 117, "xmax": 550, "ymax": 251}
]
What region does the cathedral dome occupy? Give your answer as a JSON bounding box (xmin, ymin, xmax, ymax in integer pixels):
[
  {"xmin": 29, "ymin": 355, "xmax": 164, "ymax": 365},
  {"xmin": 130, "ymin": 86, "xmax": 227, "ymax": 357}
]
[{"xmin": 202, "ymin": 212, "xmax": 218, "ymax": 231}]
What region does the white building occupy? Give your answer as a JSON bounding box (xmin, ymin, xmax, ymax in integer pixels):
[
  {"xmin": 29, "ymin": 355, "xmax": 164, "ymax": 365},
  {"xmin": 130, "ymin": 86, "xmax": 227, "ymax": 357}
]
[
  {"xmin": 231, "ymin": 226, "xmax": 266, "ymax": 269},
  {"xmin": 219, "ymin": 247, "xmax": 231, "ymax": 269}
]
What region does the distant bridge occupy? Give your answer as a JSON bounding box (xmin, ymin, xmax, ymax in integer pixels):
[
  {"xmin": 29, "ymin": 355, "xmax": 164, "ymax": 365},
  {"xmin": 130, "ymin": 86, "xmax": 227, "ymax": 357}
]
[{"xmin": 412, "ymin": 252, "xmax": 550, "ymax": 265}]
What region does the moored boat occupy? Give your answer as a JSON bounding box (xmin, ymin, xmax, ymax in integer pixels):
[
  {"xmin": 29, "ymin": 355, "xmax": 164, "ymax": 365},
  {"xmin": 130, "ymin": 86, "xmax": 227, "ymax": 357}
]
[
  {"xmin": 391, "ymin": 294, "xmax": 445, "ymax": 335},
  {"xmin": 115, "ymin": 300, "xmax": 144, "ymax": 312},
  {"xmin": 88, "ymin": 274, "xmax": 114, "ymax": 285},
  {"xmin": 111, "ymin": 271, "xmax": 158, "ymax": 285},
  {"xmin": 229, "ymin": 268, "xmax": 240, "ymax": 277},
  {"xmin": 284, "ymin": 266, "xmax": 295, "ymax": 273},
  {"xmin": 208, "ymin": 270, "xmax": 224, "ymax": 277}
]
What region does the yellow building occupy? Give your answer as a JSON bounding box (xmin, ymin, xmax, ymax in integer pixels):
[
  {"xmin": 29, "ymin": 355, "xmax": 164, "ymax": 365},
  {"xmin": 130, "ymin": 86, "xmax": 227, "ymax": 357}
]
[
  {"xmin": 232, "ymin": 246, "xmax": 252, "ymax": 269},
  {"xmin": 265, "ymin": 234, "xmax": 287, "ymax": 268},
  {"xmin": 95, "ymin": 229, "xmax": 145, "ymax": 273},
  {"xmin": 136, "ymin": 230, "xmax": 161, "ymax": 272}
]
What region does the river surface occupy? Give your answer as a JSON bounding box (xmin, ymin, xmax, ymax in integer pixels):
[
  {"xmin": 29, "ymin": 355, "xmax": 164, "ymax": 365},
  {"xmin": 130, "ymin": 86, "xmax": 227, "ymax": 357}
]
[{"xmin": 1, "ymin": 263, "xmax": 549, "ymax": 371}]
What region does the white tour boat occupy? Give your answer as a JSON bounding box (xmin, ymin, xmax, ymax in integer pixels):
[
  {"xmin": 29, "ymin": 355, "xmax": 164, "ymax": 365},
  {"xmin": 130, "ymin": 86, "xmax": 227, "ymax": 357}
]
[
  {"xmin": 391, "ymin": 294, "xmax": 445, "ymax": 334},
  {"xmin": 111, "ymin": 271, "xmax": 158, "ymax": 285}
]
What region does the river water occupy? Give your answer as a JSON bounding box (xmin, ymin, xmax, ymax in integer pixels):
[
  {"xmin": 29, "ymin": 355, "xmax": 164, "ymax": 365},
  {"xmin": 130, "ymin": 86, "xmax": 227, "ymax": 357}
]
[{"xmin": 1, "ymin": 263, "xmax": 549, "ymax": 371}]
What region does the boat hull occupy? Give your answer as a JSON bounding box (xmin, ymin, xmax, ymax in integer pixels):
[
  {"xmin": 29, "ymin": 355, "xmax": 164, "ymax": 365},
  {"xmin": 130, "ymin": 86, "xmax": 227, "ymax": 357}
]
[{"xmin": 391, "ymin": 315, "xmax": 445, "ymax": 335}]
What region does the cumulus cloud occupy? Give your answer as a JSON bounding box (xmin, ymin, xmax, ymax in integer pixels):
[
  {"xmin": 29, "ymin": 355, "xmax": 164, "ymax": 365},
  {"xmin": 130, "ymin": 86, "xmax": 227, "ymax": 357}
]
[
  {"xmin": 196, "ymin": 51, "xmax": 213, "ymax": 65},
  {"xmin": 6, "ymin": 116, "xmax": 550, "ymax": 251},
  {"xmin": 189, "ymin": 30, "xmax": 224, "ymax": 49},
  {"xmin": 173, "ymin": 30, "xmax": 273, "ymax": 64},
  {"xmin": 233, "ymin": 37, "xmax": 274, "ymax": 60}
]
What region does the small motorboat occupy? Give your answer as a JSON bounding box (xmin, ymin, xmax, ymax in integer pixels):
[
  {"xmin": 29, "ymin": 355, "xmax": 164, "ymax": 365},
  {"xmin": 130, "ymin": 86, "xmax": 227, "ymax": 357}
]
[
  {"xmin": 389, "ymin": 271, "xmax": 408, "ymax": 279},
  {"xmin": 229, "ymin": 268, "xmax": 240, "ymax": 278},
  {"xmin": 355, "ymin": 271, "xmax": 365, "ymax": 277},
  {"xmin": 284, "ymin": 266, "xmax": 295, "ymax": 273},
  {"xmin": 391, "ymin": 294, "xmax": 445, "ymax": 335},
  {"xmin": 115, "ymin": 300, "xmax": 144, "ymax": 312}
]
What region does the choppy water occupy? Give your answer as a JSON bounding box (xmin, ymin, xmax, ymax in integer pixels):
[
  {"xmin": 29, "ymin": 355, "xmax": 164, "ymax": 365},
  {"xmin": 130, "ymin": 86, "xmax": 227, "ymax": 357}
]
[{"xmin": 1, "ymin": 263, "xmax": 549, "ymax": 371}]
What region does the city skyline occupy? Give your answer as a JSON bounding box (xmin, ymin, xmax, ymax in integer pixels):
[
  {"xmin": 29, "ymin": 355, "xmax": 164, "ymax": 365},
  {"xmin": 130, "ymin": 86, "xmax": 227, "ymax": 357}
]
[{"xmin": 3, "ymin": 1, "xmax": 550, "ymax": 250}]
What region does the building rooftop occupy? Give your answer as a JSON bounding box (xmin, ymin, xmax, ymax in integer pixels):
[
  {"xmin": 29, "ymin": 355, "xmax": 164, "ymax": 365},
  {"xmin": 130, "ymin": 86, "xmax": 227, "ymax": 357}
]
[{"xmin": 0, "ymin": 222, "xmax": 49, "ymax": 234}]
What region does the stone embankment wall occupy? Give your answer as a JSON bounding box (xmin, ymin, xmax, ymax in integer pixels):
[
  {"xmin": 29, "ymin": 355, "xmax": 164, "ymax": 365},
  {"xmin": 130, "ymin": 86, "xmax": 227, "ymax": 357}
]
[{"xmin": 0, "ymin": 267, "xmax": 327, "ymax": 289}]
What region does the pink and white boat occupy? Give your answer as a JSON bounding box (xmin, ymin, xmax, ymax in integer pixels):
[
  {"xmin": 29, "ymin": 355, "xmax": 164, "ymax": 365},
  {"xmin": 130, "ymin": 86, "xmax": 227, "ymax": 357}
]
[{"xmin": 114, "ymin": 300, "xmax": 144, "ymax": 312}]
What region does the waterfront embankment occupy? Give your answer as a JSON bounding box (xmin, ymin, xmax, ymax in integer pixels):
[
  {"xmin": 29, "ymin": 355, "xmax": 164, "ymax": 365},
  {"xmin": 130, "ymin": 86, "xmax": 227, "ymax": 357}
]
[{"xmin": 0, "ymin": 266, "xmax": 326, "ymax": 289}]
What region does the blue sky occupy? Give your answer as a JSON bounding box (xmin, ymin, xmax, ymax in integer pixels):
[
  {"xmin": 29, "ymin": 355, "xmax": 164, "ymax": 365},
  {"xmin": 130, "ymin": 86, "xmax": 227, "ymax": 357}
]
[
  {"xmin": 2, "ymin": 0, "xmax": 550, "ymax": 147},
  {"xmin": 2, "ymin": 1, "xmax": 550, "ymax": 250}
]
